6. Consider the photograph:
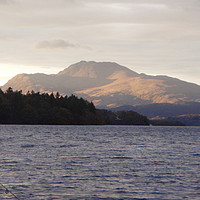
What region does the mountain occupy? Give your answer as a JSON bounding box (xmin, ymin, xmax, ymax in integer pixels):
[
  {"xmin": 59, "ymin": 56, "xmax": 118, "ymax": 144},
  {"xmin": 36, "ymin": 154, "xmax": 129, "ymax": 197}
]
[{"xmin": 2, "ymin": 61, "xmax": 200, "ymax": 108}]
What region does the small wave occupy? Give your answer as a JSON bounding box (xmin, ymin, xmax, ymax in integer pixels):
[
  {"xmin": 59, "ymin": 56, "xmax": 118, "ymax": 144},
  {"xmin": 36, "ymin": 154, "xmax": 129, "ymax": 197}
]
[
  {"xmin": 21, "ymin": 144, "xmax": 35, "ymax": 148},
  {"xmin": 111, "ymin": 156, "xmax": 133, "ymax": 160},
  {"xmin": 2, "ymin": 160, "xmax": 18, "ymax": 164},
  {"xmin": 192, "ymin": 153, "xmax": 200, "ymax": 156},
  {"xmin": 25, "ymin": 134, "xmax": 33, "ymax": 137}
]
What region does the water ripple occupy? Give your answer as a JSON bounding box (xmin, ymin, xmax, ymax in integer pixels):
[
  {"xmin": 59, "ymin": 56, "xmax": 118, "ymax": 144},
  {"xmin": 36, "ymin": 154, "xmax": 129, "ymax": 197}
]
[{"xmin": 0, "ymin": 125, "xmax": 199, "ymax": 199}]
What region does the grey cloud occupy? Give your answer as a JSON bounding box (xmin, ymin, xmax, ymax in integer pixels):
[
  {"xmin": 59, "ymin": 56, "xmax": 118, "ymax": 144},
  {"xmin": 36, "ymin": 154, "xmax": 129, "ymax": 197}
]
[
  {"xmin": 0, "ymin": 0, "xmax": 14, "ymax": 4},
  {"xmin": 62, "ymin": 0, "xmax": 84, "ymax": 6},
  {"xmin": 36, "ymin": 40, "xmax": 76, "ymax": 49},
  {"xmin": 165, "ymin": 0, "xmax": 200, "ymax": 10},
  {"xmin": 73, "ymin": 1, "xmax": 200, "ymax": 25},
  {"xmin": 3, "ymin": 0, "xmax": 199, "ymax": 29},
  {"xmin": 36, "ymin": 39, "xmax": 91, "ymax": 50}
]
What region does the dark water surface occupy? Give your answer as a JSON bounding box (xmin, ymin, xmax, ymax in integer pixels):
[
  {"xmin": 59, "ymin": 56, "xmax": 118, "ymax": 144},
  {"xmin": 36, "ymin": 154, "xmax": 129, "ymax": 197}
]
[{"xmin": 0, "ymin": 125, "xmax": 199, "ymax": 200}]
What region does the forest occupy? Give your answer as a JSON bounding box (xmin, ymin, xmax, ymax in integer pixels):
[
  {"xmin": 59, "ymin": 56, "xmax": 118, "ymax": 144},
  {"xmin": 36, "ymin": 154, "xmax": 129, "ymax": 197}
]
[{"xmin": 0, "ymin": 87, "xmax": 149, "ymax": 125}]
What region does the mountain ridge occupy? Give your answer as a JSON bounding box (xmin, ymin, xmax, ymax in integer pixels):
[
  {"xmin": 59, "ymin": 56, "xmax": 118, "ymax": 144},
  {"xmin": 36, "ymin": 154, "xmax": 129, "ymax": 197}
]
[{"xmin": 2, "ymin": 61, "xmax": 200, "ymax": 108}]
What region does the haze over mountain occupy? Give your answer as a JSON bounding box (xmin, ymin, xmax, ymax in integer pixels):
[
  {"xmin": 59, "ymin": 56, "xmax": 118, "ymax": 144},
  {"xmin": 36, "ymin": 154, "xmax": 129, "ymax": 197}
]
[{"xmin": 2, "ymin": 61, "xmax": 200, "ymax": 108}]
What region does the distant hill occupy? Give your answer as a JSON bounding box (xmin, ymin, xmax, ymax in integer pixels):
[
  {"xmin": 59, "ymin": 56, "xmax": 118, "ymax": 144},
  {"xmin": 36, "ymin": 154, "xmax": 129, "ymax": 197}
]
[
  {"xmin": 111, "ymin": 102, "xmax": 200, "ymax": 118},
  {"xmin": 2, "ymin": 61, "xmax": 200, "ymax": 108},
  {"xmin": 112, "ymin": 102, "xmax": 200, "ymax": 126},
  {"xmin": 168, "ymin": 114, "xmax": 200, "ymax": 126}
]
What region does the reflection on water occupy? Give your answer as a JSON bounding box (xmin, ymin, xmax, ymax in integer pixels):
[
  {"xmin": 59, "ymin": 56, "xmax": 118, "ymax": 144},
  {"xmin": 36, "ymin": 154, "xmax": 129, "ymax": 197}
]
[{"xmin": 0, "ymin": 125, "xmax": 200, "ymax": 199}]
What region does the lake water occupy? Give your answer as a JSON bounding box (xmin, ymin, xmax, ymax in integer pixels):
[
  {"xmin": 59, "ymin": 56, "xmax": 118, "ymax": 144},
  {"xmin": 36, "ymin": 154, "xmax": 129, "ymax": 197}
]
[{"xmin": 0, "ymin": 125, "xmax": 200, "ymax": 200}]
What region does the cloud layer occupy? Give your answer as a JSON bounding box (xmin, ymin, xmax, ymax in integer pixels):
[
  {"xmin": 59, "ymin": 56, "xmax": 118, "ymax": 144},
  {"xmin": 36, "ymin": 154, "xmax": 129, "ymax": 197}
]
[{"xmin": 0, "ymin": 0, "xmax": 200, "ymax": 85}]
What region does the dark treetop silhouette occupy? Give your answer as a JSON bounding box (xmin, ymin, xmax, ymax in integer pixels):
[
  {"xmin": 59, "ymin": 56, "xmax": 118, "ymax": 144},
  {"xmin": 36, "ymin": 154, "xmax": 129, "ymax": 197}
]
[{"xmin": 0, "ymin": 88, "xmax": 149, "ymax": 125}]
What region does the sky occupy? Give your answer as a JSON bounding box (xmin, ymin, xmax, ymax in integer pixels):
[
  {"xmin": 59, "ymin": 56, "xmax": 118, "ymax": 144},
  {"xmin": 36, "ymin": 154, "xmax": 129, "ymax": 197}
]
[{"xmin": 0, "ymin": 0, "xmax": 200, "ymax": 86}]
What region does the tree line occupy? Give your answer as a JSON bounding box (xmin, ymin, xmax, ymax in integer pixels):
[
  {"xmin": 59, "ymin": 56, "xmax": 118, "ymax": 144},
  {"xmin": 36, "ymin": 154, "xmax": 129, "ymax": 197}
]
[{"xmin": 0, "ymin": 88, "xmax": 149, "ymax": 125}]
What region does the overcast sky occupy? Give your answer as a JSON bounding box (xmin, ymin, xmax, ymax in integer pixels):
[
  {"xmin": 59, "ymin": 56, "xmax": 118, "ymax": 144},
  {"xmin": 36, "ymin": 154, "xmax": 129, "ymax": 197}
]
[{"xmin": 0, "ymin": 0, "xmax": 200, "ymax": 85}]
